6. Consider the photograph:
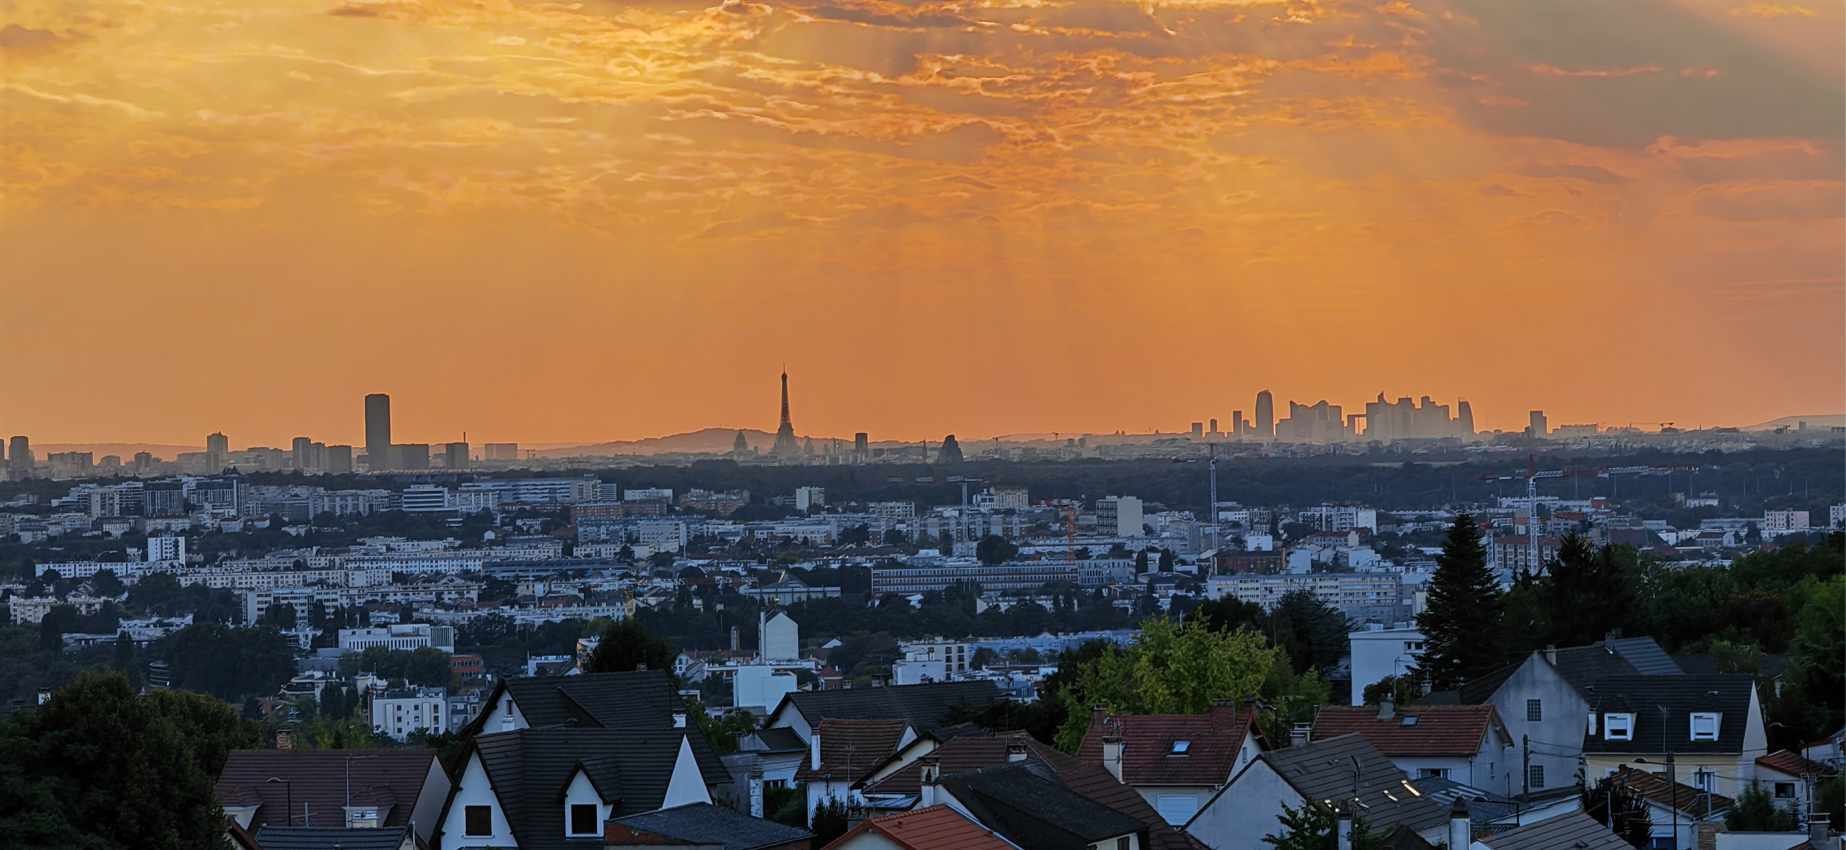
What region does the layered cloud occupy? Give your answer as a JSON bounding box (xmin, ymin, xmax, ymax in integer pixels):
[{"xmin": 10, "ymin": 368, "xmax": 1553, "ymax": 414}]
[{"xmin": 0, "ymin": 0, "xmax": 1840, "ymax": 442}]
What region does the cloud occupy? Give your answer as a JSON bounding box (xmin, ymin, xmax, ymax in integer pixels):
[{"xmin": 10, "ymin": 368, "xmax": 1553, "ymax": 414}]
[
  {"xmin": 1686, "ymin": 181, "xmax": 1844, "ymax": 221},
  {"xmin": 0, "ymin": 24, "xmax": 66, "ymax": 53},
  {"xmin": 1515, "ymin": 162, "xmax": 1627, "ymax": 185},
  {"xmin": 1523, "ymin": 63, "xmax": 1660, "ymax": 78},
  {"xmin": 1731, "ymin": 3, "xmax": 1816, "ymax": 18}
]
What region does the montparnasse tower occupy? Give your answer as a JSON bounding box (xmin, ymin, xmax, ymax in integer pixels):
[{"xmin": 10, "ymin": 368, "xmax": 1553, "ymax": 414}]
[{"xmin": 773, "ymin": 369, "xmax": 800, "ymax": 460}]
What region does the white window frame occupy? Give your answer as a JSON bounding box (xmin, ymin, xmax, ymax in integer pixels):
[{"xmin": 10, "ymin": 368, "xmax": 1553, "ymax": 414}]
[
  {"xmin": 1689, "ymin": 712, "xmax": 1720, "ymax": 742},
  {"xmin": 1604, "ymin": 713, "xmax": 1634, "ymax": 741}
]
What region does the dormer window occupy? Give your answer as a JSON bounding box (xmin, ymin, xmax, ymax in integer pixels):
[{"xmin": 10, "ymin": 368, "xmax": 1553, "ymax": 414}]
[
  {"xmin": 1604, "ymin": 713, "xmax": 1634, "ymax": 741},
  {"xmin": 1690, "ymin": 712, "xmax": 1720, "ymax": 741},
  {"xmin": 569, "ymin": 803, "xmax": 597, "ymax": 835}
]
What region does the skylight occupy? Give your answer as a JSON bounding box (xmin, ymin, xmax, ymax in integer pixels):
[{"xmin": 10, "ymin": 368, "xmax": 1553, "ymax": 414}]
[
  {"xmin": 1400, "ymin": 716, "xmax": 1419, "ymax": 727},
  {"xmin": 1171, "ymin": 741, "xmax": 1191, "ymax": 755}
]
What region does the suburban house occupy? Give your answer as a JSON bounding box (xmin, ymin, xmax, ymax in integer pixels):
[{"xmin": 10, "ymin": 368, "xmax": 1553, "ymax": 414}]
[
  {"xmin": 1757, "ymin": 750, "xmax": 1839, "ymax": 820},
  {"xmin": 1469, "ymin": 810, "xmax": 1632, "ymax": 850},
  {"xmin": 1311, "ymin": 702, "xmax": 1515, "ymax": 794},
  {"xmin": 1580, "ymin": 674, "xmax": 1769, "ymax": 799},
  {"xmin": 458, "ymin": 670, "xmax": 733, "ymax": 801},
  {"xmin": 765, "ymin": 680, "xmax": 1001, "ymax": 743},
  {"xmin": 797, "ymin": 717, "xmax": 917, "ymax": 820},
  {"xmin": 928, "ymin": 759, "xmax": 1150, "ymax": 850},
  {"xmin": 1456, "ymin": 641, "xmax": 1659, "ymax": 798},
  {"xmin": 433, "ymin": 728, "xmax": 719, "ymax": 849},
  {"xmin": 852, "ymin": 731, "xmax": 1202, "ymax": 850},
  {"xmin": 1184, "ymin": 733, "xmax": 1450, "ymax": 850},
  {"xmin": 1074, "ymin": 701, "xmax": 1266, "ymax": 828},
  {"xmin": 820, "ymin": 803, "xmax": 1021, "ymax": 850},
  {"xmin": 734, "ymin": 726, "xmax": 810, "ymax": 788},
  {"xmin": 604, "ymin": 802, "xmax": 813, "ymax": 850},
  {"xmin": 1606, "ymin": 764, "xmax": 1734, "ymax": 850},
  {"xmin": 216, "ymin": 749, "xmax": 451, "ymax": 845}
]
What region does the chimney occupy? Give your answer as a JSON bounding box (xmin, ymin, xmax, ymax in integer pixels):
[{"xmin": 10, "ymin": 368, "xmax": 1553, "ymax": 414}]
[
  {"xmin": 1810, "ymin": 817, "xmax": 1830, "ymax": 847},
  {"xmin": 919, "ymin": 757, "xmax": 940, "ymax": 808},
  {"xmin": 1335, "ymin": 801, "xmax": 1354, "ymax": 850},
  {"xmin": 672, "ymin": 710, "xmax": 687, "ymax": 728},
  {"xmin": 1101, "ymin": 736, "xmax": 1124, "ymax": 782},
  {"xmin": 1448, "ymin": 797, "xmax": 1470, "ymax": 850},
  {"xmin": 1006, "ymin": 737, "xmax": 1027, "ymax": 763},
  {"xmin": 1544, "ymin": 645, "xmax": 1557, "ymax": 665},
  {"xmin": 748, "ymin": 768, "xmax": 765, "ymax": 818},
  {"xmin": 810, "ymin": 731, "xmax": 822, "ymax": 772},
  {"xmin": 1378, "ymin": 697, "xmax": 1395, "ymax": 721},
  {"xmin": 1291, "ymin": 723, "xmax": 1311, "ymax": 748},
  {"xmin": 1090, "ymin": 704, "xmax": 1108, "ymax": 731}
]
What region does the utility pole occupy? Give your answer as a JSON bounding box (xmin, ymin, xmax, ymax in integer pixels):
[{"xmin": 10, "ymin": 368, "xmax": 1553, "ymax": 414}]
[{"xmin": 1521, "ymin": 734, "xmax": 1530, "ymax": 820}]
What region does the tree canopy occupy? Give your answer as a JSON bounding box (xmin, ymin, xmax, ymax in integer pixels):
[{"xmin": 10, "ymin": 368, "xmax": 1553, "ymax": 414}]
[
  {"xmin": 1054, "ymin": 617, "xmax": 1279, "ymax": 749},
  {"xmin": 1413, "ymin": 513, "xmax": 1505, "ymax": 690},
  {"xmin": 584, "ymin": 618, "xmax": 676, "ymax": 676}
]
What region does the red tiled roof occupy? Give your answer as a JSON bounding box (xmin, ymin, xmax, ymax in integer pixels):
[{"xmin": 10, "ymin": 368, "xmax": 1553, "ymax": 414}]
[
  {"xmin": 1759, "ymin": 750, "xmax": 1837, "ymax": 779},
  {"xmin": 796, "ymin": 718, "xmax": 912, "ymax": 784},
  {"xmin": 1311, "ymin": 704, "xmax": 1501, "ymax": 757},
  {"xmin": 1609, "ymin": 766, "xmax": 1735, "ymax": 817},
  {"xmin": 1076, "ymin": 704, "xmax": 1259, "ymax": 786},
  {"xmin": 823, "ymin": 804, "xmax": 1017, "ymax": 850}
]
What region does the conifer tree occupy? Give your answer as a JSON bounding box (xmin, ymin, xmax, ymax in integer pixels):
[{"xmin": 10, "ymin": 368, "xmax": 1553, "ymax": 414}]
[{"xmin": 1413, "ymin": 513, "xmax": 1505, "ymax": 690}]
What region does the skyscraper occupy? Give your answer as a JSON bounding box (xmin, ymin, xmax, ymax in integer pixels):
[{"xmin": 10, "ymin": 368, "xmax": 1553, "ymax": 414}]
[
  {"xmin": 292, "ymin": 437, "xmax": 316, "ymax": 472},
  {"xmin": 444, "ymin": 442, "xmax": 470, "ymax": 471},
  {"xmin": 1255, "ymin": 390, "xmax": 1274, "ymax": 439},
  {"xmin": 205, "ymin": 432, "xmax": 229, "ymax": 470},
  {"xmin": 772, "ymin": 371, "xmax": 799, "ymax": 460},
  {"xmin": 1456, "ymin": 400, "xmax": 1475, "ymax": 435},
  {"xmin": 6, "ymin": 436, "xmax": 30, "ymax": 478},
  {"xmin": 365, "ymin": 393, "xmax": 391, "ymax": 470},
  {"xmin": 1527, "ymin": 410, "xmax": 1548, "ymax": 438}
]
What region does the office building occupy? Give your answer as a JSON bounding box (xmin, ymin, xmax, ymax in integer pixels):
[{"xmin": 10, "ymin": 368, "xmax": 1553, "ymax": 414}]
[
  {"xmin": 483, "ymin": 443, "xmax": 518, "ymax": 461},
  {"xmin": 1527, "ymin": 410, "xmax": 1548, "ymax": 438},
  {"xmin": 5, "ymin": 436, "xmax": 30, "ymax": 477},
  {"xmin": 325, "ymin": 445, "xmax": 353, "ymax": 474},
  {"xmin": 394, "ymin": 443, "xmax": 430, "ymax": 471},
  {"xmin": 1255, "ymin": 390, "xmax": 1274, "ymax": 439},
  {"xmin": 854, "ymin": 433, "xmax": 868, "ymax": 454},
  {"xmin": 205, "ymin": 432, "xmax": 229, "ymax": 470},
  {"xmin": 1231, "ymin": 411, "xmax": 1245, "ymax": 437},
  {"xmin": 364, "ymin": 393, "xmax": 391, "ymax": 470},
  {"xmin": 443, "ymin": 442, "xmax": 469, "ymax": 471},
  {"xmin": 1097, "ymin": 495, "xmax": 1144, "ymax": 537}
]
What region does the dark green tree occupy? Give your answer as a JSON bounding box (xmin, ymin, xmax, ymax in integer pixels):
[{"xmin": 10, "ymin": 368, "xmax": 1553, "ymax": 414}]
[
  {"xmin": 1540, "ymin": 534, "xmax": 1638, "ymax": 648},
  {"xmin": 1260, "ymin": 800, "xmax": 1380, "ymax": 850},
  {"xmin": 1413, "ymin": 513, "xmax": 1506, "ymax": 691},
  {"xmin": 584, "ymin": 618, "xmax": 676, "ymax": 676},
  {"xmin": 1584, "ymin": 778, "xmax": 1654, "ymax": 848},
  {"xmin": 975, "ymin": 535, "xmax": 1019, "ymax": 566},
  {"xmin": 1727, "ymin": 782, "xmax": 1797, "ymax": 831},
  {"xmin": 811, "ymin": 797, "xmax": 850, "ymax": 843},
  {"xmin": 1134, "ymin": 550, "xmax": 1150, "ymax": 574}
]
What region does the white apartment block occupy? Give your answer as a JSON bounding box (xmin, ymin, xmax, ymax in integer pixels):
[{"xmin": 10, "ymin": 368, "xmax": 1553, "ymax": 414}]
[
  {"xmin": 339, "ymin": 624, "xmax": 457, "ymax": 653},
  {"xmin": 1207, "ymin": 573, "xmax": 1403, "ymax": 611},
  {"xmin": 370, "ymin": 687, "xmax": 448, "ymax": 740}
]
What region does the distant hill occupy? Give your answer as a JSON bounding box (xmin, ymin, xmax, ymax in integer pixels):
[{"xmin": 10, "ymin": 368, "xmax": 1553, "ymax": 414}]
[
  {"xmin": 1742, "ymin": 415, "xmax": 1845, "ymax": 431},
  {"xmin": 534, "ymin": 427, "xmax": 777, "ymax": 457}
]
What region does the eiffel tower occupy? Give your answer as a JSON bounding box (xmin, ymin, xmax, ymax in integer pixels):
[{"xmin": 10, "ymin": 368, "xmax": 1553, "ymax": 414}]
[{"xmin": 772, "ymin": 370, "xmax": 800, "ymax": 460}]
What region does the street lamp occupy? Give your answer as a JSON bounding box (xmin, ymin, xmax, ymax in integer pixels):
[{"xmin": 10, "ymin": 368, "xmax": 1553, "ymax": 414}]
[
  {"xmin": 266, "ymin": 777, "xmax": 294, "ymax": 827},
  {"xmin": 1633, "ymin": 755, "xmax": 1677, "ymax": 850}
]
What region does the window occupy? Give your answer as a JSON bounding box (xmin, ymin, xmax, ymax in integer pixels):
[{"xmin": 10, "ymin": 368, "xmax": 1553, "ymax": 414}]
[
  {"xmin": 464, "ymin": 805, "xmax": 492, "ymax": 836},
  {"xmin": 1418, "ymin": 768, "xmax": 1450, "ymax": 780},
  {"xmin": 1528, "ymin": 764, "xmax": 1546, "ymax": 789},
  {"xmin": 1117, "ymin": 838, "xmax": 1132, "ymax": 850},
  {"xmin": 1604, "ymin": 713, "xmax": 1634, "ymax": 741},
  {"xmin": 1690, "ymin": 712, "xmax": 1720, "ymax": 741},
  {"xmin": 1526, "ymin": 699, "xmax": 1543, "ymax": 722},
  {"xmin": 569, "ymin": 803, "xmax": 597, "ymax": 835},
  {"xmin": 1774, "ymin": 782, "xmax": 1797, "ymax": 799},
  {"xmin": 1170, "ymin": 741, "xmax": 1191, "ymax": 755}
]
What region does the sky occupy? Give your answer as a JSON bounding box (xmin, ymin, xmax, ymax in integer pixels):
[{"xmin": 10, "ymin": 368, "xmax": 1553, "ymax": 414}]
[{"xmin": 2, "ymin": 0, "xmax": 1841, "ymax": 448}]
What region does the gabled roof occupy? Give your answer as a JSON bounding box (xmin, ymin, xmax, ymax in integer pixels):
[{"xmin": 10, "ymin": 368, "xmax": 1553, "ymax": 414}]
[
  {"xmin": 215, "ymin": 750, "xmax": 440, "ymax": 831},
  {"xmin": 861, "ymin": 734, "xmax": 1013, "ymax": 796},
  {"xmin": 1581, "ymin": 675, "xmax": 1757, "ymax": 755},
  {"xmin": 1608, "ymin": 766, "xmax": 1735, "ymax": 818},
  {"xmin": 607, "ymin": 802, "xmax": 812, "ymax": 850},
  {"xmin": 796, "ymin": 718, "xmax": 912, "ymax": 784},
  {"xmin": 1075, "ymin": 704, "xmax": 1261, "ymax": 786},
  {"xmin": 776, "ymin": 681, "xmax": 1001, "ymax": 735},
  {"xmin": 459, "ymin": 728, "xmax": 703, "ymax": 850},
  {"xmin": 251, "ymin": 826, "xmax": 412, "ymax": 850},
  {"xmin": 1311, "ymin": 705, "xmax": 1504, "ymax": 758},
  {"xmin": 1477, "ymin": 811, "xmax": 1630, "ymax": 850},
  {"xmin": 1595, "ymin": 637, "xmax": 1683, "ymax": 676},
  {"xmin": 738, "ymin": 727, "xmax": 806, "ymax": 754},
  {"xmin": 938, "ymin": 760, "xmax": 1147, "ymax": 850},
  {"xmin": 464, "ymin": 670, "xmax": 730, "ymax": 788},
  {"xmin": 1758, "ymin": 750, "xmax": 1838, "ymax": 779},
  {"xmin": 1241, "ymin": 734, "xmax": 1448, "ymax": 837},
  {"xmin": 825, "ymin": 804, "xmax": 1020, "ymax": 850}
]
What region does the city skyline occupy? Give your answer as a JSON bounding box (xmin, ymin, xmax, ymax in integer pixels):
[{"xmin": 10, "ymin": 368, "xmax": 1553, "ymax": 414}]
[{"xmin": 3, "ymin": 0, "xmax": 1841, "ymax": 445}]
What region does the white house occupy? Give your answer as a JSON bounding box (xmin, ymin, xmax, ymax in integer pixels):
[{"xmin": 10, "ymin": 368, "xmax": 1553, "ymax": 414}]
[
  {"xmin": 1349, "ymin": 624, "xmax": 1425, "ymax": 705},
  {"xmin": 1185, "ymin": 734, "xmax": 1450, "ymax": 850}
]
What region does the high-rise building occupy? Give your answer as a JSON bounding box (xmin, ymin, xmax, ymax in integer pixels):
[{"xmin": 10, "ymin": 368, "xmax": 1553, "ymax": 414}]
[
  {"xmin": 1527, "ymin": 410, "xmax": 1548, "ymax": 438},
  {"xmin": 1231, "ymin": 411, "xmax": 1245, "ymax": 437},
  {"xmin": 772, "ymin": 372, "xmax": 799, "ymax": 460},
  {"xmin": 443, "ymin": 442, "xmax": 469, "ymax": 471},
  {"xmin": 395, "ymin": 443, "xmax": 430, "ymax": 471},
  {"xmin": 484, "ymin": 443, "xmax": 518, "ymax": 461},
  {"xmin": 205, "ymin": 432, "xmax": 229, "ymax": 471},
  {"xmin": 365, "ymin": 393, "xmax": 392, "ymax": 470},
  {"xmin": 1456, "ymin": 400, "xmax": 1475, "ymax": 435},
  {"xmin": 1255, "ymin": 391, "xmax": 1274, "ymax": 439},
  {"xmin": 291, "ymin": 437, "xmax": 316, "ymax": 472},
  {"xmin": 1191, "ymin": 422, "xmax": 1203, "ymax": 439},
  {"xmin": 854, "ymin": 433, "xmax": 868, "ymax": 452},
  {"xmin": 326, "ymin": 445, "xmax": 354, "ymax": 474}
]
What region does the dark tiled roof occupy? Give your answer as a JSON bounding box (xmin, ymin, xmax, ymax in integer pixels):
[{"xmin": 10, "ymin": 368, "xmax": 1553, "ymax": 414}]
[
  {"xmin": 1312, "ymin": 705, "xmax": 1502, "ymax": 757},
  {"xmin": 745, "ymin": 727, "xmax": 805, "ymax": 754},
  {"xmin": 1595, "ymin": 638, "xmax": 1683, "ymax": 676},
  {"xmin": 1374, "ymin": 824, "xmax": 1437, "ymax": 850},
  {"xmin": 1581, "ymin": 675, "xmax": 1757, "ymax": 755},
  {"xmin": 1477, "ymin": 811, "xmax": 1631, "ymax": 850},
  {"xmin": 1552, "ymin": 646, "xmax": 1646, "ymax": 695},
  {"xmin": 1253, "ymin": 734, "xmax": 1449, "ymax": 836},
  {"xmin": 215, "ymin": 750, "xmax": 440, "ymax": 831},
  {"xmin": 607, "ymin": 802, "xmax": 812, "ymax": 850},
  {"xmin": 1075, "ymin": 705, "xmax": 1259, "ymax": 786},
  {"xmin": 1609, "ymin": 766, "xmax": 1735, "ymax": 817},
  {"xmin": 468, "ymin": 671, "xmax": 730, "ymax": 789},
  {"xmin": 829, "ymin": 804, "xmax": 1020, "ymax": 850},
  {"xmin": 795, "ymin": 718, "xmax": 912, "ymax": 784},
  {"xmin": 251, "ymin": 826, "xmax": 411, "ymax": 850},
  {"xmin": 939, "ymin": 760, "xmax": 1146, "ymax": 850},
  {"xmin": 780, "ymin": 681, "xmax": 1001, "ymax": 734},
  {"xmin": 465, "ymin": 728, "xmax": 703, "ymax": 850},
  {"xmin": 1759, "ymin": 750, "xmax": 1838, "ymax": 778},
  {"xmin": 861, "ymin": 734, "xmax": 1011, "ymax": 796}
]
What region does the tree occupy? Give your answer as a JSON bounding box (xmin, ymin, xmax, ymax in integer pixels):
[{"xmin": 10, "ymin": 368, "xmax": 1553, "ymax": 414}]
[
  {"xmin": 975, "ymin": 535, "xmax": 1019, "ymax": 566},
  {"xmin": 1134, "ymin": 550, "xmax": 1150, "ymax": 574},
  {"xmin": 160, "ymin": 623, "xmax": 296, "ymax": 701},
  {"xmin": 1359, "ymin": 675, "xmax": 1420, "ymax": 707},
  {"xmin": 1540, "ymin": 534, "xmax": 1638, "ymax": 648},
  {"xmin": 0, "ymin": 671, "xmax": 249, "ymax": 849},
  {"xmin": 1055, "ymin": 617, "xmax": 1279, "ymax": 750},
  {"xmin": 811, "ymin": 797, "xmax": 850, "ymax": 843},
  {"xmin": 1158, "ymin": 549, "xmax": 1175, "ymax": 572},
  {"xmin": 1261, "ymin": 799, "xmax": 1380, "ymax": 850},
  {"xmin": 90, "ymin": 569, "xmax": 125, "ymax": 599},
  {"xmin": 584, "ymin": 618, "xmax": 676, "ymax": 677},
  {"xmin": 1413, "ymin": 513, "xmax": 1505, "ymax": 691},
  {"xmin": 1727, "ymin": 782, "xmax": 1797, "ymax": 831},
  {"xmin": 1584, "ymin": 777, "xmax": 1654, "ymax": 848}
]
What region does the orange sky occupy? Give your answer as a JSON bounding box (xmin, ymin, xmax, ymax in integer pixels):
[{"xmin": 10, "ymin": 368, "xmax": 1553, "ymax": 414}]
[{"xmin": 2, "ymin": 0, "xmax": 1842, "ymax": 447}]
